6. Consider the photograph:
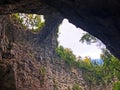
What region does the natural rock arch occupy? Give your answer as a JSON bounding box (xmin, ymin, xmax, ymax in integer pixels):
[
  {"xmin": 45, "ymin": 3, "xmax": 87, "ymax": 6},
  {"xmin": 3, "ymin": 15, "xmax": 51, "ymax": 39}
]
[
  {"xmin": 0, "ymin": 14, "xmax": 89, "ymax": 90},
  {"xmin": 0, "ymin": 1, "xmax": 120, "ymax": 90}
]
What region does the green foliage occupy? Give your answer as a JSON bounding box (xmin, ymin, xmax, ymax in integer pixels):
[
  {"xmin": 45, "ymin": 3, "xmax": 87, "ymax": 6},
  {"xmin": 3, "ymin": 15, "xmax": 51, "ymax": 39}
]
[
  {"xmin": 56, "ymin": 46, "xmax": 104, "ymax": 85},
  {"xmin": 56, "ymin": 45, "xmax": 120, "ymax": 88},
  {"xmin": 80, "ymin": 33, "xmax": 97, "ymax": 44},
  {"xmin": 80, "ymin": 32, "xmax": 120, "ymax": 88},
  {"xmin": 12, "ymin": 13, "xmax": 45, "ymax": 32},
  {"xmin": 72, "ymin": 83, "xmax": 82, "ymax": 90},
  {"xmin": 113, "ymin": 81, "xmax": 120, "ymax": 90},
  {"xmin": 39, "ymin": 66, "xmax": 46, "ymax": 87},
  {"xmin": 101, "ymin": 49, "xmax": 120, "ymax": 83},
  {"xmin": 80, "ymin": 33, "xmax": 104, "ymax": 48},
  {"xmin": 40, "ymin": 66, "xmax": 46, "ymax": 76},
  {"xmin": 13, "ymin": 13, "xmax": 24, "ymax": 23},
  {"xmin": 56, "ymin": 46, "xmax": 76, "ymax": 67}
]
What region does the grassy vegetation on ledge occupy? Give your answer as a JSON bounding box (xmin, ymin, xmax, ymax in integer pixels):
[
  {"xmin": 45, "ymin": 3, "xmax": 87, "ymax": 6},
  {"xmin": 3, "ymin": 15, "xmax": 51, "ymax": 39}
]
[{"xmin": 56, "ymin": 46, "xmax": 120, "ymax": 88}]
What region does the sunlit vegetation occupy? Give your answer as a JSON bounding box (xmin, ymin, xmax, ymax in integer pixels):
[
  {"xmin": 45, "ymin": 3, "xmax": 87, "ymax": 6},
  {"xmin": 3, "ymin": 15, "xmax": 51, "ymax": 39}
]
[
  {"xmin": 56, "ymin": 46, "xmax": 76, "ymax": 67},
  {"xmin": 101, "ymin": 50, "xmax": 120, "ymax": 83},
  {"xmin": 113, "ymin": 81, "xmax": 120, "ymax": 90},
  {"xmin": 39, "ymin": 66, "xmax": 46, "ymax": 76},
  {"xmin": 72, "ymin": 83, "xmax": 82, "ymax": 90},
  {"xmin": 56, "ymin": 45, "xmax": 120, "ymax": 88},
  {"xmin": 8, "ymin": 13, "xmax": 120, "ymax": 89},
  {"xmin": 12, "ymin": 13, "xmax": 45, "ymax": 32},
  {"xmin": 80, "ymin": 32, "xmax": 120, "ymax": 84},
  {"xmin": 39, "ymin": 65, "xmax": 46, "ymax": 87}
]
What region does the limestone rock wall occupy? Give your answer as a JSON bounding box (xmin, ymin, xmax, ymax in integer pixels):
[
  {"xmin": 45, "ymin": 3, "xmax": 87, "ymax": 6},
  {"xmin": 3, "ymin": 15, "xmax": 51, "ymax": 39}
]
[
  {"xmin": 0, "ymin": 14, "xmax": 114, "ymax": 90},
  {"xmin": 0, "ymin": 14, "xmax": 88, "ymax": 90},
  {"xmin": 0, "ymin": 0, "xmax": 120, "ymax": 59}
]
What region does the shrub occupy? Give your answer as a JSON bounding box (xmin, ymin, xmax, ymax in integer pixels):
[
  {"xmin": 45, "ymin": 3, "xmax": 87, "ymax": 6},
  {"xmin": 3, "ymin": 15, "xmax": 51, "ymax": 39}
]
[
  {"xmin": 72, "ymin": 83, "xmax": 82, "ymax": 90},
  {"xmin": 113, "ymin": 81, "xmax": 120, "ymax": 90}
]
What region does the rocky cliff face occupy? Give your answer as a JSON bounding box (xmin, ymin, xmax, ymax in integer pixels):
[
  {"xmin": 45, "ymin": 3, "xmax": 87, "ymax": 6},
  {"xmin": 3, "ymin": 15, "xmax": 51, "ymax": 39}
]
[
  {"xmin": 0, "ymin": 13, "xmax": 114, "ymax": 90},
  {"xmin": 0, "ymin": 0, "xmax": 120, "ymax": 59},
  {"xmin": 0, "ymin": 14, "xmax": 89, "ymax": 90}
]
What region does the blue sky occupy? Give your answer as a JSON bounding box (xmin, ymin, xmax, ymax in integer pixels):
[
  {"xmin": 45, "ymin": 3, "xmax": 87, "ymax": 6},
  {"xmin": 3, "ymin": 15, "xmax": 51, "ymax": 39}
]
[{"xmin": 57, "ymin": 19, "xmax": 103, "ymax": 59}]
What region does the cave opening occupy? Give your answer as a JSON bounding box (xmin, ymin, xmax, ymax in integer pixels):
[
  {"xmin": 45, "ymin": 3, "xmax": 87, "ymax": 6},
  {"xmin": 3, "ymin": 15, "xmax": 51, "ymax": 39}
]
[
  {"xmin": 11, "ymin": 13, "xmax": 45, "ymax": 34},
  {"xmin": 57, "ymin": 19, "xmax": 105, "ymax": 60},
  {"xmin": 0, "ymin": 1, "xmax": 120, "ymax": 89}
]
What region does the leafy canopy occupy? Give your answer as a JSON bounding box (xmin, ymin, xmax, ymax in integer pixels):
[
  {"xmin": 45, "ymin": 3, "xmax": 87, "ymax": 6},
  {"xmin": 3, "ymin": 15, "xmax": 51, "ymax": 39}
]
[
  {"xmin": 12, "ymin": 13, "xmax": 45, "ymax": 32},
  {"xmin": 56, "ymin": 45, "xmax": 120, "ymax": 88}
]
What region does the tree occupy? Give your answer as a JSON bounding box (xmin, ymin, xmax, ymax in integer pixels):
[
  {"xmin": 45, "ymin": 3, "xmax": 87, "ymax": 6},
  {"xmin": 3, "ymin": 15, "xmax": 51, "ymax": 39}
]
[
  {"xmin": 56, "ymin": 40, "xmax": 120, "ymax": 88},
  {"xmin": 101, "ymin": 49, "xmax": 120, "ymax": 83},
  {"xmin": 12, "ymin": 13, "xmax": 45, "ymax": 32},
  {"xmin": 80, "ymin": 33, "xmax": 97, "ymax": 44},
  {"xmin": 56, "ymin": 46, "xmax": 104, "ymax": 86},
  {"xmin": 83, "ymin": 56, "xmax": 91, "ymax": 64},
  {"xmin": 113, "ymin": 81, "xmax": 120, "ymax": 90},
  {"xmin": 80, "ymin": 33, "xmax": 120, "ymax": 86},
  {"xmin": 80, "ymin": 32, "xmax": 105, "ymax": 48},
  {"xmin": 56, "ymin": 46, "xmax": 76, "ymax": 66}
]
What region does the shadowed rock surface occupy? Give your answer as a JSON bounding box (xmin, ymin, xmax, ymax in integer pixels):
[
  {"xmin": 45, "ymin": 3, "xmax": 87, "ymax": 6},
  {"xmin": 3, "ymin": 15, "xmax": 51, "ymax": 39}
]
[
  {"xmin": 0, "ymin": 14, "xmax": 90, "ymax": 90},
  {"xmin": 0, "ymin": 14, "xmax": 113, "ymax": 90},
  {"xmin": 0, "ymin": 0, "xmax": 120, "ymax": 59},
  {"xmin": 0, "ymin": 0, "xmax": 120, "ymax": 90}
]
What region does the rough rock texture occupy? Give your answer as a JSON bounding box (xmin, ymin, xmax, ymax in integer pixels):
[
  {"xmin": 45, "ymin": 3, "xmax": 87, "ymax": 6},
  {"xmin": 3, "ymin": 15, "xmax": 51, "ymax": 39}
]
[
  {"xmin": 0, "ymin": 0, "xmax": 120, "ymax": 90},
  {"xmin": 0, "ymin": 0, "xmax": 120, "ymax": 59},
  {"xmin": 0, "ymin": 14, "xmax": 114, "ymax": 90},
  {"xmin": 0, "ymin": 14, "xmax": 89, "ymax": 90}
]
